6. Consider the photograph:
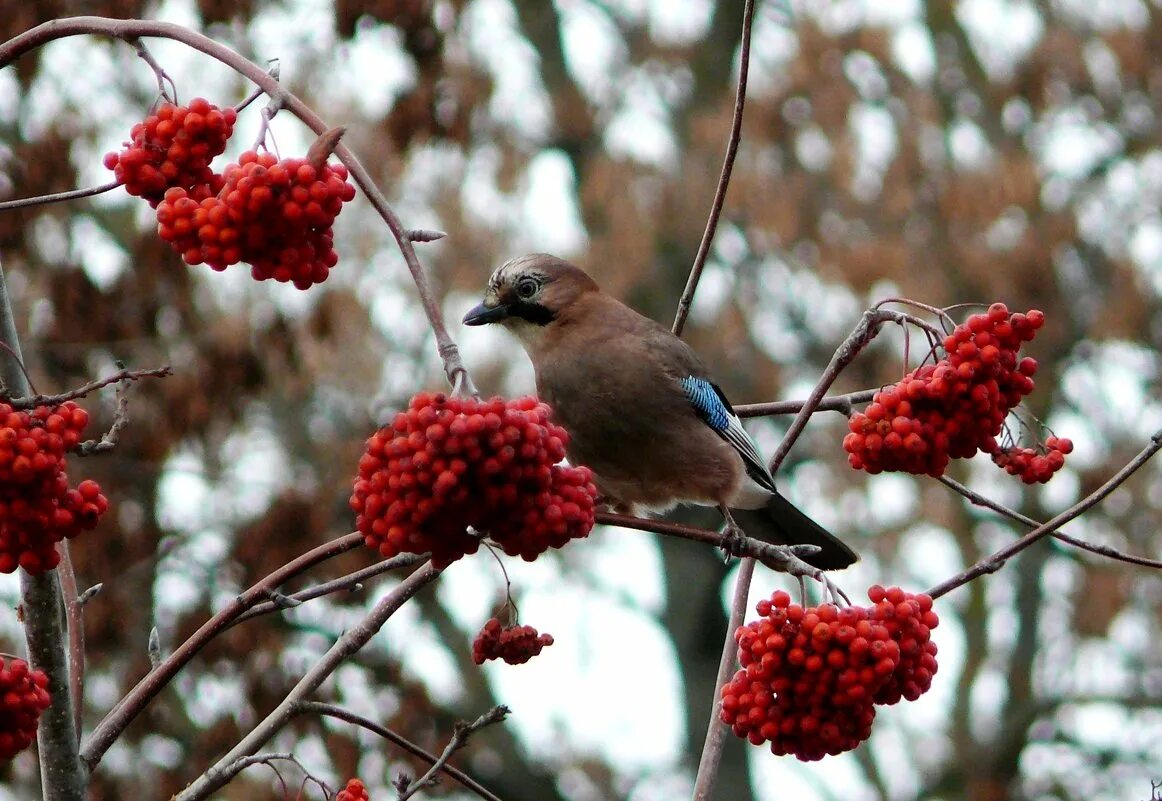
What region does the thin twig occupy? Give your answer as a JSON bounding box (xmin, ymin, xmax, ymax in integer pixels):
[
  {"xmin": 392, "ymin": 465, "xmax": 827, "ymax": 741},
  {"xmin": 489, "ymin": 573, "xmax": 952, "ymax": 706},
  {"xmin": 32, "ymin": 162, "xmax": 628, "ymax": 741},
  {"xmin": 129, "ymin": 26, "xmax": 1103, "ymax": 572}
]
[
  {"xmin": 672, "ymin": 0, "xmax": 755, "ymax": 337},
  {"xmin": 292, "ymin": 702, "xmax": 505, "ymax": 801},
  {"xmin": 0, "ymin": 180, "xmax": 123, "ymax": 211},
  {"xmin": 81, "ymin": 532, "xmax": 364, "ymax": 769},
  {"xmin": 234, "ymin": 59, "xmax": 279, "ymax": 113},
  {"xmin": 938, "ymin": 475, "xmax": 1162, "ymax": 569},
  {"xmin": 57, "ymin": 542, "xmax": 85, "ymax": 740},
  {"xmin": 595, "ymin": 511, "xmax": 824, "ymax": 577},
  {"xmin": 131, "ymin": 37, "xmax": 177, "ymax": 101},
  {"xmin": 214, "ymin": 752, "xmax": 330, "ymax": 799},
  {"xmin": 691, "ymin": 556, "xmax": 753, "ymax": 801},
  {"xmin": 74, "ymin": 384, "xmax": 131, "ymax": 455},
  {"xmin": 735, "ymin": 388, "xmax": 877, "ymax": 418},
  {"xmin": 397, "ymin": 706, "xmax": 509, "ymax": 800},
  {"xmin": 0, "ymin": 17, "xmax": 478, "ymax": 396},
  {"xmin": 6, "ymin": 365, "xmax": 171, "ymax": 409},
  {"xmin": 874, "ymin": 296, "xmax": 958, "ymax": 333},
  {"xmin": 926, "ymin": 430, "xmax": 1162, "ymax": 598},
  {"xmin": 230, "ymin": 553, "xmax": 426, "ymax": 626},
  {"xmin": 768, "ymin": 308, "xmax": 900, "ymax": 474},
  {"xmin": 173, "ymin": 562, "xmax": 442, "ymax": 801}
]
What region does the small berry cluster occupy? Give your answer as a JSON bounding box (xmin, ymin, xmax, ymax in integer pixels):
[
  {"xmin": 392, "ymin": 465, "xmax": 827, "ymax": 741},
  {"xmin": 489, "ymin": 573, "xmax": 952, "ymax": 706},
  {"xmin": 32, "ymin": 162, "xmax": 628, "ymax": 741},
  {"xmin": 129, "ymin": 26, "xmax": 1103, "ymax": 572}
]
[
  {"xmin": 0, "ymin": 655, "xmax": 51, "ymax": 760},
  {"xmin": 720, "ymin": 586, "xmax": 938, "ymax": 761},
  {"xmin": 472, "ymin": 617, "xmax": 554, "ymax": 665},
  {"xmin": 844, "ymin": 304, "xmax": 1052, "ymax": 478},
  {"xmin": 990, "ymin": 435, "xmax": 1074, "ymax": 484},
  {"xmin": 155, "ymin": 150, "xmax": 356, "ymax": 288},
  {"xmin": 351, "ymin": 393, "xmax": 598, "ymax": 568},
  {"xmin": 103, "ymin": 98, "xmax": 237, "ymax": 206},
  {"xmin": 336, "ymin": 778, "xmax": 370, "ymax": 801},
  {"xmin": 0, "ymin": 402, "xmax": 108, "ymax": 574}
]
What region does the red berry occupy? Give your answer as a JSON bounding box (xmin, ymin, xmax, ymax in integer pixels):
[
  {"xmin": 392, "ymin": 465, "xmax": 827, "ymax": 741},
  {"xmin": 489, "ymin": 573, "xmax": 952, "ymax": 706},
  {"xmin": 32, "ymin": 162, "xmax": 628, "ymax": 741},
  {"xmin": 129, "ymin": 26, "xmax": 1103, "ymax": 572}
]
[
  {"xmin": 351, "ymin": 394, "xmax": 597, "ymax": 567},
  {"xmin": 721, "ymin": 585, "xmax": 939, "ymax": 760},
  {"xmin": 472, "ymin": 616, "xmax": 554, "ymax": 665},
  {"xmin": 0, "ymin": 655, "xmax": 52, "ymax": 759},
  {"xmin": 336, "ymin": 778, "xmax": 370, "ymax": 801}
]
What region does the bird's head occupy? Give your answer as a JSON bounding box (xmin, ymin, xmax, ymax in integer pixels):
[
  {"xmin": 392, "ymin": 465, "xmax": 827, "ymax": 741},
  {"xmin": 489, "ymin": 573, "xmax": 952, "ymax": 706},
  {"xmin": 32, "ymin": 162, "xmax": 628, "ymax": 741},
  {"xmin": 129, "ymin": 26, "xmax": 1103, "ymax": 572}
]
[{"xmin": 462, "ymin": 253, "xmax": 598, "ymax": 347}]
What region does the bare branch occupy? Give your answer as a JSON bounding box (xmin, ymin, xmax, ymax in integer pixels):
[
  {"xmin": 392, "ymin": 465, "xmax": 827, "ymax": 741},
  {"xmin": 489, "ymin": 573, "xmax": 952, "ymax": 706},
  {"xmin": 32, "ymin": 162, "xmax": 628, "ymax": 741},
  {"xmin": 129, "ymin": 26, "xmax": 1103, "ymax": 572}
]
[
  {"xmin": 7, "ymin": 366, "xmax": 171, "ymax": 409},
  {"xmin": 81, "ymin": 532, "xmax": 364, "ymax": 769},
  {"xmin": 692, "ymin": 556, "xmax": 754, "ymax": 801},
  {"xmin": 769, "ymin": 308, "xmax": 901, "ymax": 474},
  {"xmin": 131, "ymin": 37, "xmax": 176, "ymax": 102},
  {"xmin": 230, "ymin": 553, "xmax": 426, "ymax": 627},
  {"xmin": 595, "ymin": 511, "xmax": 829, "ymax": 578},
  {"xmin": 939, "ymin": 475, "xmax": 1162, "ymax": 569},
  {"xmin": 927, "ymin": 430, "xmax": 1162, "ymax": 598},
  {"xmin": 173, "ymin": 562, "xmax": 442, "ymax": 801},
  {"xmin": 57, "ymin": 542, "xmax": 85, "ymax": 740},
  {"xmin": 735, "ymin": 388, "xmax": 877, "ymax": 419},
  {"xmin": 292, "ymin": 702, "xmax": 506, "ymax": 801},
  {"xmin": 672, "ymin": 0, "xmax": 755, "ymax": 337},
  {"xmin": 74, "ymin": 386, "xmax": 130, "ymax": 455},
  {"xmin": 214, "ymin": 752, "xmax": 330, "ymax": 800},
  {"xmin": 397, "ymin": 706, "xmax": 509, "ymax": 800},
  {"xmin": 0, "ymin": 180, "xmax": 122, "ymax": 211}
]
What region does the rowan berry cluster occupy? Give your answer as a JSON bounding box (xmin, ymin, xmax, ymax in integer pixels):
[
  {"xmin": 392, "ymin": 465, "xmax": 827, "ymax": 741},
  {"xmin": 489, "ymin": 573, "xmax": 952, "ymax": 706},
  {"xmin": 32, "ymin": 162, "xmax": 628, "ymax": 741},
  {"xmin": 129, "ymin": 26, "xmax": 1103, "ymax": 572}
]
[
  {"xmin": 336, "ymin": 778, "xmax": 370, "ymax": 801},
  {"xmin": 107, "ymin": 99, "xmax": 357, "ymax": 288},
  {"xmin": 155, "ymin": 150, "xmax": 356, "ymax": 288},
  {"xmin": 720, "ymin": 586, "xmax": 938, "ymax": 761},
  {"xmin": 990, "ymin": 435, "xmax": 1074, "ymax": 484},
  {"xmin": 0, "ymin": 655, "xmax": 51, "ymax": 761},
  {"xmin": 0, "ymin": 402, "xmax": 108, "ymax": 574},
  {"xmin": 472, "ymin": 617, "xmax": 555, "ymax": 665},
  {"xmin": 351, "ymin": 393, "xmax": 598, "ymax": 568},
  {"xmin": 844, "ymin": 304, "xmax": 1058, "ymax": 479},
  {"xmin": 103, "ymin": 98, "xmax": 237, "ymax": 206}
]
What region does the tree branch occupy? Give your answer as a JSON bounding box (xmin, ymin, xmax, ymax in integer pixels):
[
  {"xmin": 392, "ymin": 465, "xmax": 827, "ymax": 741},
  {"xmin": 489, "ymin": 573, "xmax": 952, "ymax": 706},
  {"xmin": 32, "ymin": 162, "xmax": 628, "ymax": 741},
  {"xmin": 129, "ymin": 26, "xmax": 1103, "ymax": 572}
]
[
  {"xmin": 6, "ymin": 366, "xmax": 171, "ymax": 409},
  {"xmin": 396, "ymin": 705, "xmax": 509, "ymax": 800},
  {"xmin": 734, "ymin": 388, "xmax": 877, "ymax": 419},
  {"xmin": 229, "ymin": 553, "xmax": 426, "ymax": 627},
  {"xmin": 291, "ymin": 701, "xmax": 505, "ymax": 801},
  {"xmin": 938, "ymin": 475, "xmax": 1162, "ymax": 569},
  {"xmin": 0, "ymin": 180, "xmax": 122, "ymax": 211},
  {"xmin": 80, "ymin": 532, "xmax": 365, "ymax": 769},
  {"xmin": 691, "ymin": 556, "xmax": 754, "ymax": 801},
  {"xmin": 173, "ymin": 561, "xmax": 442, "ymax": 801},
  {"xmin": 927, "ymin": 430, "xmax": 1162, "ymax": 598},
  {"xmin": 672, "ymin": 0, "xmax": 755, "ymax": 337}
]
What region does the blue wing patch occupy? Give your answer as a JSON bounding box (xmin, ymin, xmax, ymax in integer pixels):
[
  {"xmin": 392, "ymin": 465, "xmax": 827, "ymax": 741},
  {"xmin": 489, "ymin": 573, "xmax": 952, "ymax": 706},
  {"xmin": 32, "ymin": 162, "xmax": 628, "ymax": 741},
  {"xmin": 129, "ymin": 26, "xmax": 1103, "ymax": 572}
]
[
  {"xmin": 681, "ymin": 376, "xmax": 731, "ymax": 431},
  {"xmin": 680, "ymin": 377, "xmax": 778, "ymax": 493}
]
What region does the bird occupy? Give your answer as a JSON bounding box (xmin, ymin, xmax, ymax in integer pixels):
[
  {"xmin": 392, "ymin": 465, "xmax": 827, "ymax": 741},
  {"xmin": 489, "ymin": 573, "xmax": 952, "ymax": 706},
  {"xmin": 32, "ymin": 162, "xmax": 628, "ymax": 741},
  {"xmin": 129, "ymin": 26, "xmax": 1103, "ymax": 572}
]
[{"xmin": 462, "ymin": 253, "xmax": 857, "ymax": 570}]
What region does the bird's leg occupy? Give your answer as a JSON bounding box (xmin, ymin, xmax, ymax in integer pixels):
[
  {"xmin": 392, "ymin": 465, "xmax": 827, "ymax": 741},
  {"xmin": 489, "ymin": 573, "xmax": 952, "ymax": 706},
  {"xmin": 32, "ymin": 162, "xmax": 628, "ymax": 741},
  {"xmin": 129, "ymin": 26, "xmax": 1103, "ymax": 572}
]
[{"xmin": 718, "ymin": 504, "xmax": 748, "ymax": 561}]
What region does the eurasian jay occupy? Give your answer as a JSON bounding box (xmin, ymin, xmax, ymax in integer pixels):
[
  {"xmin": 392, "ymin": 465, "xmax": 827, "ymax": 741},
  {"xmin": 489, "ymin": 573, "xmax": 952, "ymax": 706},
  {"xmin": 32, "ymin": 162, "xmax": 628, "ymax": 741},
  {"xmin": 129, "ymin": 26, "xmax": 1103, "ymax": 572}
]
[{"xmin": 462, "ymin": 253, "xmax": 857, "ymax": 570}]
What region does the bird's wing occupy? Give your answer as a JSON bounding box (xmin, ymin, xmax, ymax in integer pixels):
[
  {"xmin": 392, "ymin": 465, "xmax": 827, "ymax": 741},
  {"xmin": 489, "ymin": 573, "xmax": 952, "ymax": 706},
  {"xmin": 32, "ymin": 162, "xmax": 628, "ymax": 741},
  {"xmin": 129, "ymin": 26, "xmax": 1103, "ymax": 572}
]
[{"xmin": 679, "ymin": 376, "xmax": 778, "ymax": 494}]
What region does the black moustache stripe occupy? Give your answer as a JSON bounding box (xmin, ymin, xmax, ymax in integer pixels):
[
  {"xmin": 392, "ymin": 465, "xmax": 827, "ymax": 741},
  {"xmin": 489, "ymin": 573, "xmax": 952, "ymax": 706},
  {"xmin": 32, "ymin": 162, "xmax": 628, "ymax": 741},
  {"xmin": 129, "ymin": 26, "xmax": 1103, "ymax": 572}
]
[{"xmin": 509, "ymin": 301, "xmax": 555, "ymax": 325}]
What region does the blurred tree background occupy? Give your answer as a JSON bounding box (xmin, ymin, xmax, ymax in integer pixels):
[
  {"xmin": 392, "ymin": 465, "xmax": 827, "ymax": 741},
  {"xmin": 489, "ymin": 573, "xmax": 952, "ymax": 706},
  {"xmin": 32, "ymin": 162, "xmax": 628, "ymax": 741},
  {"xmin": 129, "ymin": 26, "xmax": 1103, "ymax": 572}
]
[{"xmin": 2, "ymin": 1, "xmax": 1162, "ymax": 800}]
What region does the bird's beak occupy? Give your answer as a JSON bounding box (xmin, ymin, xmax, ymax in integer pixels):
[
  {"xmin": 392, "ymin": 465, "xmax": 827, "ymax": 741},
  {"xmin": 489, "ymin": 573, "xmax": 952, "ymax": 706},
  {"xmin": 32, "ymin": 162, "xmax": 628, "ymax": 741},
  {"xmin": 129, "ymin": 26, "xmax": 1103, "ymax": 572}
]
[{"xmin": 462, "ymin": 301, "xmax": 510, "ymax": 326}]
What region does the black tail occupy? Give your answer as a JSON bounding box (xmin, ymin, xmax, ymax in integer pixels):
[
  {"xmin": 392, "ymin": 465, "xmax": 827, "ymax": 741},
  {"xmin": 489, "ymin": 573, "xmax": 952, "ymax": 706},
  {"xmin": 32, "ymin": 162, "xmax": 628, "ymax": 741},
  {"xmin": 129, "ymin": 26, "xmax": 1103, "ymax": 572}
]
[{"xmin": 730, "ymin": 492, "xmax": 858, "ymax": 571}]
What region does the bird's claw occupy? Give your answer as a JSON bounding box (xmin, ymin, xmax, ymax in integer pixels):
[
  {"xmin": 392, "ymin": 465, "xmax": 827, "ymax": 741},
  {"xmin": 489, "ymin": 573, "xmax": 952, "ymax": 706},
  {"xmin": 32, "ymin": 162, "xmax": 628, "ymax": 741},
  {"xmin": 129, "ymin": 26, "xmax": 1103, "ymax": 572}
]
[{"xmin": 719, "ymin": 522, "xmax": 748, "ymax": 562}]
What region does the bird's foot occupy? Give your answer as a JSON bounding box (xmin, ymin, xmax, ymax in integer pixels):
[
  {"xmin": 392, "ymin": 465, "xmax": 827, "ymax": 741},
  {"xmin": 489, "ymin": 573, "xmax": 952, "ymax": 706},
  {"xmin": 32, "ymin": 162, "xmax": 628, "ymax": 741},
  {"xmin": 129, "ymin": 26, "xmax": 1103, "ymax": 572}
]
[{"xmin": 717, "ymin": 505, "xmax": 749, "ymax": 562}]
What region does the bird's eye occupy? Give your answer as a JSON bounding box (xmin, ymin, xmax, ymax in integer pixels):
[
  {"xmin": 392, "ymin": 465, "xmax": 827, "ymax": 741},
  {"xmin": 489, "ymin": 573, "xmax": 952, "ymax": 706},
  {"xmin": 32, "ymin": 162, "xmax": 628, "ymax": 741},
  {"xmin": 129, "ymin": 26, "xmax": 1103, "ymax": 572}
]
[{"xmin": 516, "ymin": 278, "xmax": 538, "ymax": 299}]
